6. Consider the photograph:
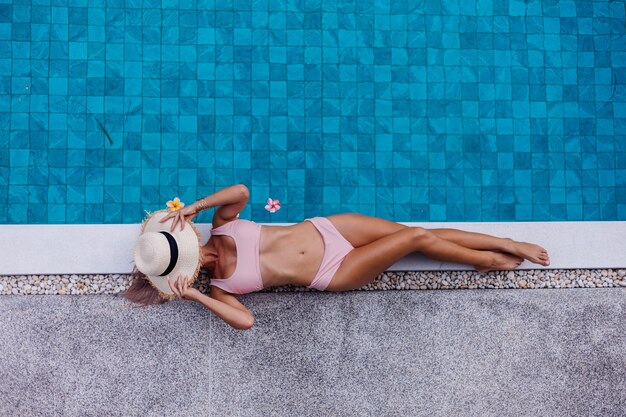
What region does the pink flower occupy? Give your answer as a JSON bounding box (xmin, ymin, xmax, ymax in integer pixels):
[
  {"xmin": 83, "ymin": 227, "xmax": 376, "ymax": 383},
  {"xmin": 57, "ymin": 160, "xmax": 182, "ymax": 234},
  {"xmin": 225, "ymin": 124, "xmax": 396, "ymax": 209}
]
[{"xmin": 265, "ymin": 198, "xmax": 281, "ymax": 213}]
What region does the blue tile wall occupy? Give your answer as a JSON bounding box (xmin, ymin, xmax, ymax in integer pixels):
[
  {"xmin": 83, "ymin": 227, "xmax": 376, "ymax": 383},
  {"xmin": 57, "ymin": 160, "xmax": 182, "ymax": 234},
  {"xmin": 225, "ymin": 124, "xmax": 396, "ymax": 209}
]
[{"xmin": 1, "ymin": 0, "xmax": 625, "ymax": 224}]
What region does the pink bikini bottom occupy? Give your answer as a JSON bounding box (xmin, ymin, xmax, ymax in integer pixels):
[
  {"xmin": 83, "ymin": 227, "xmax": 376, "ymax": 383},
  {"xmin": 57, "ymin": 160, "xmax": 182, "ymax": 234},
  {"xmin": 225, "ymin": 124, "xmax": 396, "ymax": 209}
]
[{"xmin": 304, "ymin": 217, "xmax": 354, "ymax": 291}]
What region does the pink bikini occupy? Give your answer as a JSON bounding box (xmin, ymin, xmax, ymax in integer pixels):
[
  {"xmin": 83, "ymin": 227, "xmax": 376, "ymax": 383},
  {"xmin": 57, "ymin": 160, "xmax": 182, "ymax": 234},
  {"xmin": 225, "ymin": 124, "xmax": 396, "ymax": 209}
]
[
  {"xmin": 209, "ymin": 217, "xmax": 354, "ymax": 294},
  {"xmin": 304, "ymin": 217, "xmax": 354, "ymax": 291},
  {"xmin": 209, "ymin": 219, "xmax": 264, "ymax": 294}
]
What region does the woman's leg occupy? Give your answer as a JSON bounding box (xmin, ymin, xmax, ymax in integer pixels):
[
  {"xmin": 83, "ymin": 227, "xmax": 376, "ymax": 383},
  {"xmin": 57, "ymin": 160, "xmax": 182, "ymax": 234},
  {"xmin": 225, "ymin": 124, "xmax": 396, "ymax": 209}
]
[
  {"xmin": 328, "ymin": 213, "xmax": 549, "ymax": 265},
  {"xmin": 326, "ymin": 227, "xmax": 523, "ymax": 291},
  {"xmin": 429, "ymin": 228, "xmax": 513, "ymax": 251}
]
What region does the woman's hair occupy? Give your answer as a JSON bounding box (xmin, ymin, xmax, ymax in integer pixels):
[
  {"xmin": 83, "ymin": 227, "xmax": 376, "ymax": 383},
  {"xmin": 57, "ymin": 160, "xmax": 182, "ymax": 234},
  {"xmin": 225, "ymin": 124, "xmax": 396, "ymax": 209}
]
[{"xmin": 119, "ymin": 265, "xmax": 169, "ymax": 306}]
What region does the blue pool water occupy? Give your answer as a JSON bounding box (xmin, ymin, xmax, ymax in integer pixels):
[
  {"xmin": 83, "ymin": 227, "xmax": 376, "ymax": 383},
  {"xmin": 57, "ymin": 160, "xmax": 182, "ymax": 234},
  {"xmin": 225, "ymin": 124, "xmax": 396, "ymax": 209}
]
[{"xmin": 1, "ymin": 0, "xmax": 625, "ymax": 224}]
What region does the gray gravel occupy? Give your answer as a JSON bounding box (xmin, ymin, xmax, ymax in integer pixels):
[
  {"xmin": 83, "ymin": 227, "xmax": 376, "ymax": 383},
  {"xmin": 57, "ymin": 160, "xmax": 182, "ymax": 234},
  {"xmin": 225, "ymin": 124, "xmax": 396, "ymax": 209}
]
[{"xmin": 1, "ymin": 269, "xmax": 625, "ymax": 295}]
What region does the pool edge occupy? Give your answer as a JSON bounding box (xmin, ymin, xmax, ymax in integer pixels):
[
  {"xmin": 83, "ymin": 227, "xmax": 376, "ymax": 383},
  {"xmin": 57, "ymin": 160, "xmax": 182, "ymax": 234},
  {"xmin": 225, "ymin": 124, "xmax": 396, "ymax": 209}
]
[{"xmin": 2, "ymin": 221, "xmax": 624, "ymax": 274}]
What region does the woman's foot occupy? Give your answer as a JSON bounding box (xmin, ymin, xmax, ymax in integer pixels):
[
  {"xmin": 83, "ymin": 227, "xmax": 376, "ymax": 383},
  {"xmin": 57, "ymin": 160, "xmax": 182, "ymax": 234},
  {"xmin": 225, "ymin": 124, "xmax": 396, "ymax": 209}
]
[
  {"xmin": 475, "ymin": 252, "xmax": 524, "ymax": 273},
  {"xmin": 503, "ymin": 239, "xmax": 550, "ymax": 267}
]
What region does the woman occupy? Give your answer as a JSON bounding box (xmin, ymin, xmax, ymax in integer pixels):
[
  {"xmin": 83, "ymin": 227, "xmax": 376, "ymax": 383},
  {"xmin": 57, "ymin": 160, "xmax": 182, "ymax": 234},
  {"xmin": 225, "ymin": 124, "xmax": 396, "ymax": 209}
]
[{"xmin": 121, "ymin": 184, "xmax": 550, "ymax": 331}]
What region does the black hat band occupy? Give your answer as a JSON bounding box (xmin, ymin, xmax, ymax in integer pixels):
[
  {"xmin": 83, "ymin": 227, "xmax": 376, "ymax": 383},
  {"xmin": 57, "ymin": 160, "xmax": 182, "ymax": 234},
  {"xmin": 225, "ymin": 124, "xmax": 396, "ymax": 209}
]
[{"xmin": 158, "ymin": 231, "xmax": 179, "ymax": 276}]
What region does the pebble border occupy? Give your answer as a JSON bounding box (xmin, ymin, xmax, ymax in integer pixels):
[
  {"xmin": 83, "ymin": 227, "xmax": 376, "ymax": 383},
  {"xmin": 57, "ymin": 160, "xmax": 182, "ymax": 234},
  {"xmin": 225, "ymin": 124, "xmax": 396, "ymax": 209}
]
[{"xmin": 2, "ymin": 269, "xmax": 625, "ymax": 295}]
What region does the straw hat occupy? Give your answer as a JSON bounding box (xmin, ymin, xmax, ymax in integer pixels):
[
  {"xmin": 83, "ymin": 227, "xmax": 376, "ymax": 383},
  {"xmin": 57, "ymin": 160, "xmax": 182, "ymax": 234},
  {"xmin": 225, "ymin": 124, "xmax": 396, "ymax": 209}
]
[{"xmin": 134, "ymin": 209, "xmax": 202, "ymax": 300}]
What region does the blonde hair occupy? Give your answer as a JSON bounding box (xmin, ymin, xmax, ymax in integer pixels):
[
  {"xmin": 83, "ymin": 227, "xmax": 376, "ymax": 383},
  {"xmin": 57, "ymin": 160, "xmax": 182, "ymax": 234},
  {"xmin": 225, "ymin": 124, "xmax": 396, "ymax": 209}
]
[{"xmin": 119, "ymin": 265, "xmax": 169, "ymax": 306}]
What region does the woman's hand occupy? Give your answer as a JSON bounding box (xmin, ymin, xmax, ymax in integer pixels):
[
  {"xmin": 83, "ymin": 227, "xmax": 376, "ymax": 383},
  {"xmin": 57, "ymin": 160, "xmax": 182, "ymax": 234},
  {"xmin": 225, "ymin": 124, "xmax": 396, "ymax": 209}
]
[
  {"xmin": 159, "ymin": 205, "xmax": 198, "ymax": 232},
  {"xmin": 168, "ymin": 274, "xmax": 201, "ymax": 301}
]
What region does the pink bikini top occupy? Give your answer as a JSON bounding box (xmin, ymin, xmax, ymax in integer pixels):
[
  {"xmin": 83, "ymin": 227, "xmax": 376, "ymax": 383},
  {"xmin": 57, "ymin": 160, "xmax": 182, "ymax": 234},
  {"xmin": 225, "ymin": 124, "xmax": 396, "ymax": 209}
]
[{"xmin": 209, "ymin": 219, "xmax": 264, "ymax": 294}]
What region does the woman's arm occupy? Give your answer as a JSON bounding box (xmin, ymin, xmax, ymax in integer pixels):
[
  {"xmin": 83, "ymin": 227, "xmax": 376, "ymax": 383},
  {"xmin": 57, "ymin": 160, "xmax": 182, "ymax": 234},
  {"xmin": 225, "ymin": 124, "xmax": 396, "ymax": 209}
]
[
  {"xmin": 191, "ymin": 291, "xmax": 254, "ymax": 330},
  {"xmin": 192, "ymin": 184, "xmax": 249, "ymax": 224},
  {"xmin": 159, "ymin": 184, "xmax": 248, "ymax": 232},
  {"xmin": 167, "ymin": 276, "xmax": 253, "ymax": 330}
]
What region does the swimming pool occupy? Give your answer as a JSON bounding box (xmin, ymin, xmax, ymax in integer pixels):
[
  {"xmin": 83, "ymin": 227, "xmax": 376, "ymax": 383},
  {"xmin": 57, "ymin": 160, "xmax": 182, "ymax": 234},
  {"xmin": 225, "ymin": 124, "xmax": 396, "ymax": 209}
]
[{"xmin": 1, "ymin": 0, "xmax": 625, "ymax": 224}]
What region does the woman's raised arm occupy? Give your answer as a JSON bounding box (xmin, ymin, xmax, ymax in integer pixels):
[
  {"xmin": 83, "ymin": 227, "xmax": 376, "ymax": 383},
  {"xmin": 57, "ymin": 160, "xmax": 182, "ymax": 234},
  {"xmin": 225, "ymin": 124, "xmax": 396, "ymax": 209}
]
[
  {"xmin": 192, "ymin": 184, "xmax": 249, "ymax": 215},
  {"xmin": 160, "ymin": 184, "xmax": 249, "ymax": 231}
]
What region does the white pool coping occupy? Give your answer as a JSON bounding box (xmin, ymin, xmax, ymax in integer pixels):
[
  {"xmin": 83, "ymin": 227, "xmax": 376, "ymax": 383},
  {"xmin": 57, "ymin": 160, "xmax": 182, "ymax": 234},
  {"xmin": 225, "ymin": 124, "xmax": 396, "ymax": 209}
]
[{"xmin": 0, "ymin": 221, "xmax": 624, "ymax": 275}]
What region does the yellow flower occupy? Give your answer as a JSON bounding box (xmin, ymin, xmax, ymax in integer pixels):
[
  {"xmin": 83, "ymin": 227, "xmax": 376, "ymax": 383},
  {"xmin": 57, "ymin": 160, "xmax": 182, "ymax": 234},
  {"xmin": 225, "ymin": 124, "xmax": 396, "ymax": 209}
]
[{"xmin": 166, "ymin": 197, "xmax": 185, "ymax": 211}]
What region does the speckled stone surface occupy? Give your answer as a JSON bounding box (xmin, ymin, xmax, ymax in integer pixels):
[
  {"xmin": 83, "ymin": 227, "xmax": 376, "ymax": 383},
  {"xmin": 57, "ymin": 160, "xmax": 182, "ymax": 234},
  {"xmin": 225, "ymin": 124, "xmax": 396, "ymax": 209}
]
[
  {"xmin": 1, "ymin": 290, "xmax": 625, "ymax": 416},
  {"xmin": 0, "ymin": 295, "xmax": 214, "ymax": 417}
]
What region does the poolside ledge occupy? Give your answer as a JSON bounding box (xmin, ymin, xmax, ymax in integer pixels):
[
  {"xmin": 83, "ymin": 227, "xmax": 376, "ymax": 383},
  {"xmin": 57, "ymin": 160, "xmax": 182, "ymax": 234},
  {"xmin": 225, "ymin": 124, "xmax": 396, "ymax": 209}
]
[{"xmin": 1, "ymin": 221, "xmax": 625, "ymax": 275}]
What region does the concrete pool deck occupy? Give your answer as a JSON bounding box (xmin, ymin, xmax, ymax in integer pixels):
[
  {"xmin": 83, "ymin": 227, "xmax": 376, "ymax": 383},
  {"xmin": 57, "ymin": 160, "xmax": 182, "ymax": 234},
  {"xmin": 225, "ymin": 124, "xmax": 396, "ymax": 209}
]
[{"xmin": 1, "ymin": 288, "xmax": 625, "ymax": 416}]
